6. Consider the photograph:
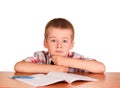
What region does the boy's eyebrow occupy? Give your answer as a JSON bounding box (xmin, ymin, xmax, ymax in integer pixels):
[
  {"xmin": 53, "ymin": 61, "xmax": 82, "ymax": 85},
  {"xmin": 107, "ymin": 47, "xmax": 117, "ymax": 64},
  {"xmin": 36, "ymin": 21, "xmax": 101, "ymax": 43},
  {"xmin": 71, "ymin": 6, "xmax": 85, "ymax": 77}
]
[
  {"xmin": 62, "ymin": 38, "xmax": 70, "ymax": 40},
  {"xmin": 49, "ymin": 37, "xmax": 70, "ymax": 40},
  {"xmin": 48, "ymin": 35, "xmax": 71, "ymax": 40},
  {"xmin": 48, "ymin": 36, "xmax": 56, "ymax": 39}
]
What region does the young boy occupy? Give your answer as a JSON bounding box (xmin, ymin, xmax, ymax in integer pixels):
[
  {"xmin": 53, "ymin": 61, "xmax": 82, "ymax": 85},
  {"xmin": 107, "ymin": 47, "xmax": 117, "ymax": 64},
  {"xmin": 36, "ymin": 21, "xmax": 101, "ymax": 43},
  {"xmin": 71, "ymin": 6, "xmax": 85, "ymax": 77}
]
[{"xmin": 14, "ymin": 18, "xmax": 105, "ymax": 73}]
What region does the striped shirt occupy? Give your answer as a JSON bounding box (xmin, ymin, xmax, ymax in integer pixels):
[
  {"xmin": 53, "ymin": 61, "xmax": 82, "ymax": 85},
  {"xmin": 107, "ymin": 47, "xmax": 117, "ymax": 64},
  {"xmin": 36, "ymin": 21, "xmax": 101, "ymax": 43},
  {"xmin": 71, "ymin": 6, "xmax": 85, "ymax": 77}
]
[{"xmin": 24, "ymin": 51, "xmax": 92, "ymax": 73}]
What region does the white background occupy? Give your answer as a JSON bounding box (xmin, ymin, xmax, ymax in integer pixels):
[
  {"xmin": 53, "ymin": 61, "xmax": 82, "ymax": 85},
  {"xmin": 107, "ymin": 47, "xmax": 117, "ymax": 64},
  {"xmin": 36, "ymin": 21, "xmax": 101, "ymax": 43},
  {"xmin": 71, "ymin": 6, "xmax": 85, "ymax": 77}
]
[{"xmin": 0, "ymin": 0, "xmax": 120, "ymax": 72}]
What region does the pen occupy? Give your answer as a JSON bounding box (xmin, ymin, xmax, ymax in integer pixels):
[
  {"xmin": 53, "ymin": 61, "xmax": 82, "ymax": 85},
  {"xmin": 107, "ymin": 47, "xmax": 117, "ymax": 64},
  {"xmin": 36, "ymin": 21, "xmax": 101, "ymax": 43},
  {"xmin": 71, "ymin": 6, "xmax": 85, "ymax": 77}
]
[{"xmin": 10, "ymin": 75, "xmax": 34, "ymax": 79}]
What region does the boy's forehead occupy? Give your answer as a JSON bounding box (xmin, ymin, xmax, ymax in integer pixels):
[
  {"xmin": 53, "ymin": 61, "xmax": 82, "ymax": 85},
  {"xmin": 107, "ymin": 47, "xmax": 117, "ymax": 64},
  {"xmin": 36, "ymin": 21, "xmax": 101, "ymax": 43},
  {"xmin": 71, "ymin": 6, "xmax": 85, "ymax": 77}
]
[
  {"xmin": 48, "ymin": 28, "xmax": 72, "ymax": 35},
  {"xmin": 47, "ymin": 27, "xmax": 72, "ymax": 33},
  {"xmin": 45, "ymin": 27, "xmax": 74, "ymax": 40}
]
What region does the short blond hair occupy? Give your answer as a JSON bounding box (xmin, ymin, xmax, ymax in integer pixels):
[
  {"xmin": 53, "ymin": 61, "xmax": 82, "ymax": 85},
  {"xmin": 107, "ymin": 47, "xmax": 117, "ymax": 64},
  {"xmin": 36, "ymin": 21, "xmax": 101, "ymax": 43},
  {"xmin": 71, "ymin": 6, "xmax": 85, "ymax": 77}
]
[{"xmin": 44, "ymin": 18, "xmax": 74, "ymax": 40}]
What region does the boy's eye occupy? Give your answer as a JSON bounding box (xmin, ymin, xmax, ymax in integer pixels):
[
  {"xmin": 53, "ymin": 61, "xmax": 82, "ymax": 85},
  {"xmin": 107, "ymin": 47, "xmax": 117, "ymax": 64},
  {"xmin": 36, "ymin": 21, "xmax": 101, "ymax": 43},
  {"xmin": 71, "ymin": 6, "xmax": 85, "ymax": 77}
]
[
  {"xmin": 51, "ymin": 39, "xmax": 56, "ymax": 42},
  {"xmin": 63, "ymin": 40, "xmax": 68, "ymax": 43}
]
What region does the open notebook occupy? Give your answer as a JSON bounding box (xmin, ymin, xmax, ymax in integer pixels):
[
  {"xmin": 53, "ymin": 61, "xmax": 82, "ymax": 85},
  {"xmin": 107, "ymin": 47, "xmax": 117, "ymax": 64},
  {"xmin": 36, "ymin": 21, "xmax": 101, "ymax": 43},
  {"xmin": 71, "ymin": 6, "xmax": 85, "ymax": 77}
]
[{"xmin": 13, "ymin": 71, "xmax": 98, "ymax": 86}]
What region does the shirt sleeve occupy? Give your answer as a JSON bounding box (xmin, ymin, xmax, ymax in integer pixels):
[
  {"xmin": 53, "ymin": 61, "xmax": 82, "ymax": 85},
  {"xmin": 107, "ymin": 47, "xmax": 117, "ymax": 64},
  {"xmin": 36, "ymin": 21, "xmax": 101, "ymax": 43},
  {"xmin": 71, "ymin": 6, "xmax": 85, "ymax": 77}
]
[{"xmin": 24, "ymin": 51, "xmax": 46, "ymax": 64}]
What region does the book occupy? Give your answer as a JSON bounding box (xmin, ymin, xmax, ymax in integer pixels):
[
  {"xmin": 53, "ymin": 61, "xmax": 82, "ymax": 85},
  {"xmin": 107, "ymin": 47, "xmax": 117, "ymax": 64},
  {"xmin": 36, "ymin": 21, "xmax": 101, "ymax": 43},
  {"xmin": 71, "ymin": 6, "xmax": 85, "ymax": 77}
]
[{"xmin": 13, "ymin": 71, "xmax": 98, "ymax": 86}]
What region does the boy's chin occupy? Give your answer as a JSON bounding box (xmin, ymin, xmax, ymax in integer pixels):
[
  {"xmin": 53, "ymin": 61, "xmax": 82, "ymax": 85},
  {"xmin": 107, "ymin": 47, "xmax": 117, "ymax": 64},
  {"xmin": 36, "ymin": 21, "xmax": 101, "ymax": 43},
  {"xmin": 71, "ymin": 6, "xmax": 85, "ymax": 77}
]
[{"xmin": 51, "ymin": 54, "xmax": 66, "ymax": 57}]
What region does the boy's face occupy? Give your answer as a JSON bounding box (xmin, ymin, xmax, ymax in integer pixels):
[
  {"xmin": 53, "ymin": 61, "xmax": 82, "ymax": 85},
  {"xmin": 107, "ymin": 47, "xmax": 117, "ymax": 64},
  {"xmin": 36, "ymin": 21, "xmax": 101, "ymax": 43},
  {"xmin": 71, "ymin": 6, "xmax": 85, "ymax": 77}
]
[{"xmin": 44, "ymin": 27, "xmax": 74, "ymax": 57}]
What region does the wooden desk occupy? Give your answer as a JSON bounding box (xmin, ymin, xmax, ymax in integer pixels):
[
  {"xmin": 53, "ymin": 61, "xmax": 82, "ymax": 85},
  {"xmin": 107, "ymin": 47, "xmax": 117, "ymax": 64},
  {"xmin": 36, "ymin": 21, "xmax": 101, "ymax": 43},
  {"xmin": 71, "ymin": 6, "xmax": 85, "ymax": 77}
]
[{"xmin": 0, "ymin": 71, "xmax": 120, "ymax": 88}]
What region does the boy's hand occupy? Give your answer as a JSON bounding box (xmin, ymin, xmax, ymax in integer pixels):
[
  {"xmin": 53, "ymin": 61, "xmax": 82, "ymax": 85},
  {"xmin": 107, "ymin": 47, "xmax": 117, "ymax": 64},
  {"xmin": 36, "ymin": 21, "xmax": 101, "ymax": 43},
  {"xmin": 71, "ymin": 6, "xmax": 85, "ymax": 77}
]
[{"xmin": 52, "ymin": 55, "xmax": 67, "ymax": 66}]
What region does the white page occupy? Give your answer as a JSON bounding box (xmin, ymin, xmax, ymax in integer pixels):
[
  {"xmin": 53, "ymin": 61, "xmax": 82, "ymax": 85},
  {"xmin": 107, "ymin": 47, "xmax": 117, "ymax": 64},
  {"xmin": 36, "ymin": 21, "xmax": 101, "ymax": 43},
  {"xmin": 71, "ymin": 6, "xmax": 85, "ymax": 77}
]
[
  {"xmin": 15, "ymin": 71, "xmax": 98, "ymax": 86},
  {"xmin": 16, "ymin": 74, "xmax": 66, "ymax": 86},
  {"xmin": 48, "ymin": 71, "xmax": 98, "ymax": 83}
]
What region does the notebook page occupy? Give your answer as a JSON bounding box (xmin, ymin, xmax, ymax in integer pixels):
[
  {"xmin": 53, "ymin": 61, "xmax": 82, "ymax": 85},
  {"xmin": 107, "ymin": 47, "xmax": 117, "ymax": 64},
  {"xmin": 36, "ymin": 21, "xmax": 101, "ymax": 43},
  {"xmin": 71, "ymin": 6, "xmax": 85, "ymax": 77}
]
[
  {"xmin": 48, "ymin": 71, "xmax": 98, "ymax": 83},
  {"xmin": 15, "ymin": 74, "xmax": 66, "ymax": 86}
]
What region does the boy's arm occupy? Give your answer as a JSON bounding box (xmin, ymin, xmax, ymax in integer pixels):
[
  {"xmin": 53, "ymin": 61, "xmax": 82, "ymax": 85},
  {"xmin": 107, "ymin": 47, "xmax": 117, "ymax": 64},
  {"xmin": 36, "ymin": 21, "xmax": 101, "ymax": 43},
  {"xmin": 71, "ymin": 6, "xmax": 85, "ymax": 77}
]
[
  {"xmin": 14, "ymin": 60, "xmax": 68, "ymax": 73},
  {"xmin": 52, "ymin": 56, "xmax": 106, "ymax": 73}
]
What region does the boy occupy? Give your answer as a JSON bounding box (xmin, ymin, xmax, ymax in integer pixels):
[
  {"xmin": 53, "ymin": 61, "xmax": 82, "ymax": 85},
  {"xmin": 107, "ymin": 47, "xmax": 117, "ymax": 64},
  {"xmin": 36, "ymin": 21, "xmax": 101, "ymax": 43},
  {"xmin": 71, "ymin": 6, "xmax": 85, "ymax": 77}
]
[{"xmin": 14, "ymin": 18, "xmax": 105, "ymax": 73}]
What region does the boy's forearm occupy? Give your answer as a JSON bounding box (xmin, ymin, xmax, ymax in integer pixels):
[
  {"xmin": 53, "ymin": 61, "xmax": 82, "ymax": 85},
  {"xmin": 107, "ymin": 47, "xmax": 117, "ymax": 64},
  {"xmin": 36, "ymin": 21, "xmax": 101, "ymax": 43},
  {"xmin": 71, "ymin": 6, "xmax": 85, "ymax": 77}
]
[
  {"xmin": 59, "ymin": 58, "xmax": 106, "ymax": 73},
  {"xmin": 14, "ymin": 61, "xmax": 68, "ymax": 73}
]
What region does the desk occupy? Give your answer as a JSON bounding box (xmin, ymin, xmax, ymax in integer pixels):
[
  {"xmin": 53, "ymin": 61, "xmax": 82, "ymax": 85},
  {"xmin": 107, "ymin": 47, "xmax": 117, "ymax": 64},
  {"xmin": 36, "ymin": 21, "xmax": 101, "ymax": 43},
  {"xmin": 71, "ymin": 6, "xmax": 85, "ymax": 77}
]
[{"xmin": 0, "ymin": 71, "xmax": 120, "ymax": 88}]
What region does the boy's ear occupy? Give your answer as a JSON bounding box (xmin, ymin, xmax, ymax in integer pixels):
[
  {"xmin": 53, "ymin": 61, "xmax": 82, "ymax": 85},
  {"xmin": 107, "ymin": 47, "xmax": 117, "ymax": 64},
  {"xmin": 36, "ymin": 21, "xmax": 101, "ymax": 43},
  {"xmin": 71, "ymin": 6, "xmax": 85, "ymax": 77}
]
[
  {"xmin": 70, "ymin": 40, "xmax": 74, "ymax": 49},
  {"xmin": 44, "ymin": 39, "xmax": 48, "ymax": 48}
]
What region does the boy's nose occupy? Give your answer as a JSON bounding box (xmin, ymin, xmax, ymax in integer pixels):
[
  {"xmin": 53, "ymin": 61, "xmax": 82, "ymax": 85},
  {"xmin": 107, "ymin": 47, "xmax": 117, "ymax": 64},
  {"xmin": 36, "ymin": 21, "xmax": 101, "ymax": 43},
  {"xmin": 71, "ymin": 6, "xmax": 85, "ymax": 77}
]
[
  {"xmin": 57, "ymin": 45, "xmax": 62, "ymax": 48},
  {"xmin": 57, "ymin": 42, "xmax": 62, "ymax": 48}
]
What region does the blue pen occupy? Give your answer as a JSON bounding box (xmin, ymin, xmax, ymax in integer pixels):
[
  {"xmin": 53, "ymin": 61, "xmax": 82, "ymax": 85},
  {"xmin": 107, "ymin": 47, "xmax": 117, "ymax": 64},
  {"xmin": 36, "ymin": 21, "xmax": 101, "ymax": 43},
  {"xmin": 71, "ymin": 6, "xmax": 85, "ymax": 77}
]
[{"xmin": 10, "ymin": 75, "xmax": 34, "ymax": 79}]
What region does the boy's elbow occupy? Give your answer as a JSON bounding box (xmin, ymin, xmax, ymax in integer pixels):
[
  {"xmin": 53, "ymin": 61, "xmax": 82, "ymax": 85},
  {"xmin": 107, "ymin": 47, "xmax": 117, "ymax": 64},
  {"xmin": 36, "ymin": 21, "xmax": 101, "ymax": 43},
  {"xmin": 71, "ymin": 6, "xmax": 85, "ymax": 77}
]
[
  {"xmin": 14, "ymin": 61, "xmax": 24, "ymax": 72},
  {"xmin": 95, "ymin": 63, "xmax": 106, "ymax": 73},
  {"xmin": 101, "ymin": 63, "xmax": 106, "ymax": 73},
  {"xmin": 14, "ymin": 62, "xmax": 20, "ymax": 72}
]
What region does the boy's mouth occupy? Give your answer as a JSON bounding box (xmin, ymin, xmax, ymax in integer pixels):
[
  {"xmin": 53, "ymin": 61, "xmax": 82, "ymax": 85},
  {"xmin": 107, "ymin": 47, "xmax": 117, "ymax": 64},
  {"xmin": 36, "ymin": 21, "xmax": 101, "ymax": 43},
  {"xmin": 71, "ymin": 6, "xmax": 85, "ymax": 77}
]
[{"xmin": 55, "ymin": 50, "xmax": 63, "ymax": 53}]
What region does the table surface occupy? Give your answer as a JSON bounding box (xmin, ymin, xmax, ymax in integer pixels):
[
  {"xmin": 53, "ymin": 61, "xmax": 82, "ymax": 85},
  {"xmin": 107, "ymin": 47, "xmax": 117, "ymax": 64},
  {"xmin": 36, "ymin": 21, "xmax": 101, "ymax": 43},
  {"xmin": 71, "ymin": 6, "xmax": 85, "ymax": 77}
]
[{"xmin": 0, "ymin": 71, "xmax": 120, "ymax": 88}]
